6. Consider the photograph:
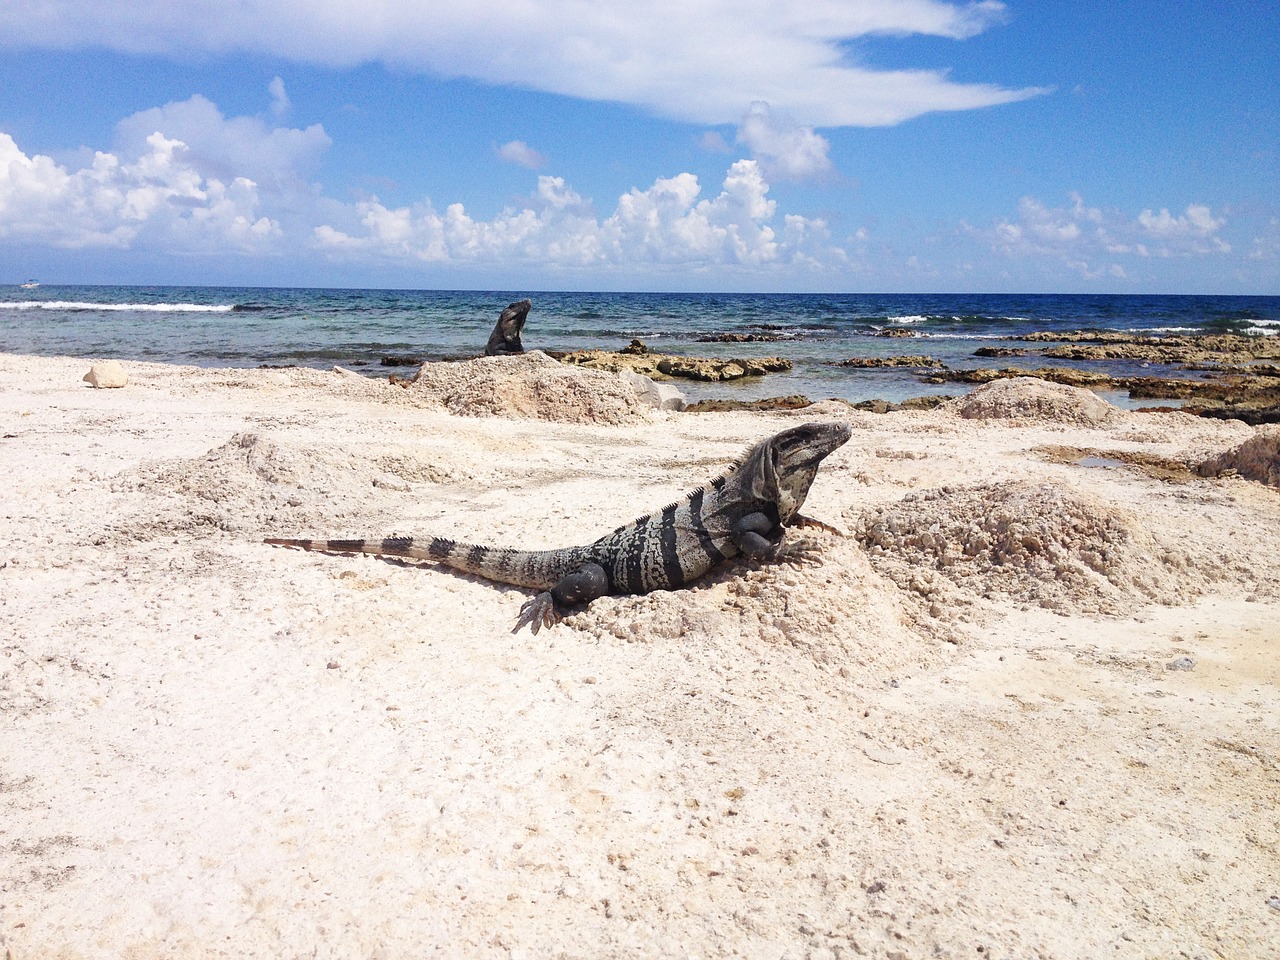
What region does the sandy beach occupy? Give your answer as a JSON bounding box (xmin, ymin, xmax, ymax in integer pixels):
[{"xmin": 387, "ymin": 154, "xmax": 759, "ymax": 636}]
[{"xmin": 2, "ymin": 351, "xmax": 1277, "ymax": 958}]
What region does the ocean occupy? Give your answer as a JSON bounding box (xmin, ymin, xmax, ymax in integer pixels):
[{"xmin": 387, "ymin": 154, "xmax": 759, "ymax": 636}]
[{"xmin": 2, "ymin": 286, "xmax": 1277, "ymax": 405}]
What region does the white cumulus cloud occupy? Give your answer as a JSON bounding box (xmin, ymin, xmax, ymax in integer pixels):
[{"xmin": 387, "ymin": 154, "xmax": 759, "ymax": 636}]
[
  {"xmin": 0, "ymin": 0, "xmax": 1045, "ymax": 127},
  {"xmin": 0, "ymin": 130, "xmax": 281, "ymax": 252},
  {"xmin": 736, "ymin": 102, "xmax": 833, "ymax": 181},
  {"xmin": 966, "ymin": 193, "xmax": 1231, "ymax": 278},
  {"xmin": 312, "ymin": 159, "xmax": 845, "ymax": 272},
  {"xmin": 1, "ymin": 89, "xmax": 853, "ymax": 277},
  {"xmin": 268, "ymin": 76, "xmax": 290, "ymax": 116},
  {"xmin": 114, "ymin": 94, "xmax": 330, "ymax": 194},
  {"xmin": 496, "ymin": 140, "xmax": 547, "ymax": 169}
]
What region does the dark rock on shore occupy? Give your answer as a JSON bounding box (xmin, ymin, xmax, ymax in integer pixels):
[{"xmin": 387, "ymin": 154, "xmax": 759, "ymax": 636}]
[
  {"xmin": 924, "ymin": 366, "xmax": 1116, "ymax": 388},
  {"xmin": 1195, "ymin": 405, "xmax": 1280, "ymax": 425},
  {"xmin": 834, "ymin": 355, "xmax": 944, "ymax": 369},
  {"xmin": 684, "ymin": 395, "xmax": 813, "ymax": 413},
  {"xmin": 846, "ymin": 395, "xmax": 952, "ymax": 414},
  {"xmin": 872, "ymin": 327, "xmax": 919, "ymax": 338},
  {"xmin": 1014, "ymin": 331, "xmax": 1280, "ymax": 367},
  {"xmin": 381, "ymin": 355, "xmax": 425, "ymax": 367},
  {"xmin": 558, "ymin": 346, "xmax": 792, "ymax": 382},
  {"xmin": 695, "ymin": 333, "xmax": 787, "ymax": 343},
  {"xmin": 973, "ymin": 346, "xmax": 1031, "ymax": 358}
]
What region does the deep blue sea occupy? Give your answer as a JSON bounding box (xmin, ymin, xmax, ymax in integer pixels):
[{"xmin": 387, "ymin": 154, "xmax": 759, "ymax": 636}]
[{"xmin": 2, "ymin": 286, "xmax": 1277, "ymax": 404}]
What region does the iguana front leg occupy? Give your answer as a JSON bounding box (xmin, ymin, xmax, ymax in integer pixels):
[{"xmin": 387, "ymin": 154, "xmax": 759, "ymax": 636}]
[
  {"xmin": 513, "ymin": 562, "xmax": 610, "ymax": 635},
  {"xmin": 732, "ymin": 512, "xmax": 821, "ymax": 565}
]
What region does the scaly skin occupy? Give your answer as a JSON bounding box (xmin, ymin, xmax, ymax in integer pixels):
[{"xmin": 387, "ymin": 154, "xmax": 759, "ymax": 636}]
[{"xmin": 265, "ymin": 421, "xmax": 851, "ymax": 633}]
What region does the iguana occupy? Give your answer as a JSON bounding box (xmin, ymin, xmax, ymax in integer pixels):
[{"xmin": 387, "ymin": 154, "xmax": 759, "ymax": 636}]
[{"xmin": 265, "ymin": 421, "xmax": 851, "ymax": 634}]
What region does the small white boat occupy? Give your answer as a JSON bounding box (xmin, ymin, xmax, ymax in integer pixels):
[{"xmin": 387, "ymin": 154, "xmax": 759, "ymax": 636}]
[{"xmin": 20, "ymin": 279, "xmax": 39, "ymax": 288}]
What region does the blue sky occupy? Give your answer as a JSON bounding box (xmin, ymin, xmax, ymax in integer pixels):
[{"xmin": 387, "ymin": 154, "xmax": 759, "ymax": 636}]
[{"xmin": 1, "ymin": 0, "xmax": 1277, "ymax": 293}]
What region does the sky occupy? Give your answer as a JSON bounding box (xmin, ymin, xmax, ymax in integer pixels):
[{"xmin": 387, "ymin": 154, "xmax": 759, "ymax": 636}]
[{"xmin": 0, "ymin": 0, "xmax": 1277, "ymax": 294}]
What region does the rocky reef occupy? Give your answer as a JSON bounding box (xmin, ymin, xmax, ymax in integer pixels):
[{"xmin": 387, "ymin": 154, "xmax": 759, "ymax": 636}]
[
  {"xmin": 555, "ymin": 339, "xmax": 792, "ymax": 383},
  {"xmin": 874, "ymin": 330, "xmax": 1280, "ymax": 424}
]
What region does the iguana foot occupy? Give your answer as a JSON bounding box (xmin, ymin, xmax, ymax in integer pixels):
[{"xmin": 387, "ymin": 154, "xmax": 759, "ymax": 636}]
[
  {"xmin": 772, "ymin": 537, "xmax": 823, "ymax": 566},
  {"xmin": 513, "ymin": 591, "xmax": 561, "ymax": 635},
  {"xmin": 792, "ymin": 514, "xmax": 844, "ymax": 536}
]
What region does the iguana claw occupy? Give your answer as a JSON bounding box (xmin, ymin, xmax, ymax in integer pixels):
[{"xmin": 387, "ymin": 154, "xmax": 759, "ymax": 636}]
[
  {"xmin": 513, "ymin": 591, "xmax": 561, "ymax": 635},
  {"xmin": 772, "ymin": 537, "xmax": 822, "ymax": 566}
]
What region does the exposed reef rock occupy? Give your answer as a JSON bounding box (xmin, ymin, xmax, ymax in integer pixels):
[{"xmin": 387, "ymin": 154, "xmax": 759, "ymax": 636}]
[
  {"xmin": 1008, "ymin": 330, "xmax": 1280, "ymax": 366},
  {"xmin": 695, "ymin": 332, "xmax": 787, "ymax": 343},
  {"xmin": 847, "ymin": 395, "xmax": 952, "ymax": 414},
  {"xmin": 834, "ymin": 355, "xmax": 945, "ymax": 369},
  {"xmin": 557, "ymin": 343, "xmax": 792, "ymax": 382},
  {"xmin": 684, "ymin": 395, "xmax": 812, "ymax": 413},
  {"xmin": 927, "ymin": 367, "xmax": 1116, "ymax": 388},
  {"xmin": 973, "ymin": 346, "xmax": 1031, "ymax": 358}
]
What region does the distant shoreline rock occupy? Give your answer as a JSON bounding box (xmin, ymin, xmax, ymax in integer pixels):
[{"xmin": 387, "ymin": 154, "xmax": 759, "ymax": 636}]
[{"xmin": 555, "ymin": 340, "xmax": 792, "ymax": 383}]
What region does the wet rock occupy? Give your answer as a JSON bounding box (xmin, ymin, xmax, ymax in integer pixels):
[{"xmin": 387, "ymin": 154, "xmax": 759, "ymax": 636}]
[
  {"xmin": 834, "ymin": 355, "xmax": 944, "ymax": 368},
  {"xmin": 559, "ymin": 348, "xmax": 791, "ymax": 382},
  {"xmin": 973, "ymin": 346, "xmax": 1032, "ymax": 358},
  {"xmin": 1195, "ymin": 404, "xmax": 1280, "ymax": 426},
  {"xmin": 620, "ymin": 338, "xmax": 650, "ymax": 354},
  {"xmin": 1018, "ymin": 331, "xmax": 1280, "ymax": 365},
  {"xmin": 696, "ymin": 332, "xmax": 786, "ymax": 343},
  {"xmin": 685, "ymin": 395, "xmax": 812, "ymax": 413},
  {"xmin": 656, "ymin": 355, "xmax": 791, "ymax": 381},
  {"xmin": 931, "ymin": 366, "xmax": 1117, "ymax": 388}
]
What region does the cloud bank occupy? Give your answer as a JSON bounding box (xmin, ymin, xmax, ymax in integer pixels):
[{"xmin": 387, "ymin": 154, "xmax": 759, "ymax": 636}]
[
  {"xmin": 312, "ymin": 161, "xmax": 845, "ymax": 273},
  {"xmin": 965, "ymin": 193, "xmax": 1232, "ymax": 280},
  {"xmin": 0, "ymin": 0, "xmax": 1045, "ymax": 127},
  {"xmin": 0, "ymin": 130, "xmax": 280, "ymax": 253},
  {"xmin": 0, "ymin": 96, "xmax": 842, "ymax": 276},
  {"xmin": 1, "ymin": 94, "xmax": 1252, "ymax": 288}
]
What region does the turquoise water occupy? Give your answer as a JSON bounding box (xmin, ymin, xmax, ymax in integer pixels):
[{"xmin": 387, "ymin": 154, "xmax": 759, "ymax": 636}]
[{"xmin": 2, "ymin": 286, "xmax": 1277, "ymax": 404}]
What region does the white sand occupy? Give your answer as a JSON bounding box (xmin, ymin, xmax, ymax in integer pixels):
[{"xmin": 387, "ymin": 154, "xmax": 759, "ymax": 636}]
[{"xmin": 2, "ymin": 354, "xmax": 1277, "ymax": 958}]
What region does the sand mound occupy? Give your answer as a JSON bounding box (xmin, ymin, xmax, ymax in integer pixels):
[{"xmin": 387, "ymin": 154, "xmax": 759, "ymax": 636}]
[
  {"xmin": 952, "ymin": 376, "xmax": 1122, "ymax": 426},
  {"xmin": 857, "ymin": 481, "xmax": 1200, "ymax": 613},
  {"xmin": 1195, "ymin": 427, "xmax": 1280, "ymax": 487},
  {"xmin": 110, "ymin": 432, "xmax": 398, "ymax": 538},
  {"xmin": 571, "ymin": 538, "xmax": 953, "ymax": 676},
  {"xmin": 407, "ymin": 351, "xmax": 650, "ymax": 424}
]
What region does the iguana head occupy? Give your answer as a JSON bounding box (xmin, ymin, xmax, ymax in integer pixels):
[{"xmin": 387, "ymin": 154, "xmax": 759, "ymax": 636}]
[{"xmin": 744, "ymin": 421, "xmax": 852, "ymax": 522}]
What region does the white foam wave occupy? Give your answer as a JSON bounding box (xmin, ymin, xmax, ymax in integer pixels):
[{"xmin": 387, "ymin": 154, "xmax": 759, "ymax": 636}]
[
  {"xmin": 0, "ymin": 300, "xmax": 234, "ymax": 313},
  {"xmin": 1244, "ymin": 319, "xmax": 1280, "ymax": 336},
  {"xmin": 885, "ymin": 315, "xmax": 928, "ymax": 324}
]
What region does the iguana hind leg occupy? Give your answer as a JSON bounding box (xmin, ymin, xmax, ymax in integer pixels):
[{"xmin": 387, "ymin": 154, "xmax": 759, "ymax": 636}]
[{"xmin": 513, "ymin": 562, "xmax": 609, "ymax": 635}]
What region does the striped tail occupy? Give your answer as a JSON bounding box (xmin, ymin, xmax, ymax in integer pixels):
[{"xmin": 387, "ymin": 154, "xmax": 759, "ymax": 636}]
[{"xmin": 263, "ymin": 536, "xmax": 579, "ymax": 591}]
